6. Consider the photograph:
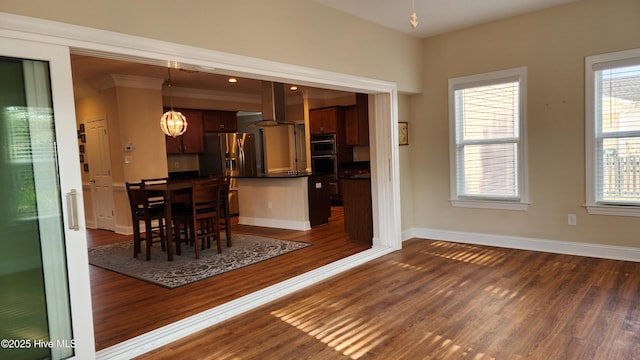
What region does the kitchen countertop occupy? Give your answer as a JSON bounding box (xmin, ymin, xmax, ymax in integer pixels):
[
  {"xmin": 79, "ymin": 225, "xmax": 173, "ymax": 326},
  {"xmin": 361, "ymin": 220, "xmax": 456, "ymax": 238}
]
[{"xmin": 232, "ymin": 171, "xmax": 323, "ymax": 179}]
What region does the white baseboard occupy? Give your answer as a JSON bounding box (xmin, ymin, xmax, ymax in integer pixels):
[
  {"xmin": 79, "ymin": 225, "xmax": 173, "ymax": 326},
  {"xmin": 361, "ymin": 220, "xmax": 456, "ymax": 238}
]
[
  {"xmin": 95, "ymin": 245, "xmax": 395, "ymax": 360},
  {"xmin": 238, "ymin": 216, "xmax": 311, "ymax": 231},
  {"xmin": 115, "ymin": 225, "xmax": 133, "ymax": 235},
  {"xmin": 405, "ymin": 227, "xmax": 640, "ymax": 262}
]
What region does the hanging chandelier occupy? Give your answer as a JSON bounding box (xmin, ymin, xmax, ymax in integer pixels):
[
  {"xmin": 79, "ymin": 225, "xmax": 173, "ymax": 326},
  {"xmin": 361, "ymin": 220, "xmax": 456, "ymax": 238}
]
[{"xmin": 160, "ymin": 68, "xmax": 188, "ymax": 138}]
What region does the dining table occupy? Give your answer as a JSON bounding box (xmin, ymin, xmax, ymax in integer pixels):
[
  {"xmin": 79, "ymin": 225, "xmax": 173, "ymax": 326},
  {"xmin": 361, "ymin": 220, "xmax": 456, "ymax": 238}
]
[
  {"xmin": 145, "ymin": 181, "xmax": 192, "ymax": 261},
  {"xmin": 145, "ymin": 179, "xmax": 232, "ymax": 261}
]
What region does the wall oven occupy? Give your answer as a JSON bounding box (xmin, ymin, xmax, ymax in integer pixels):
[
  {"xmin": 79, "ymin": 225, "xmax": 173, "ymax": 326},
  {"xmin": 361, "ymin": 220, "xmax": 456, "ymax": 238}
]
[
  {"xmin": 311, "ymin": 154, "xmax": 337, "ymax": 180},
  {"xmin": 311, "ymin": 154, "xmax": 338, "ymax": 196},
  {"xmin": 310, "ymin": 133, "xmax": 339, "ymax": 197},
  {"xmin": 310, "ymin": 133, "xmax": 336, "ymax": 155}
]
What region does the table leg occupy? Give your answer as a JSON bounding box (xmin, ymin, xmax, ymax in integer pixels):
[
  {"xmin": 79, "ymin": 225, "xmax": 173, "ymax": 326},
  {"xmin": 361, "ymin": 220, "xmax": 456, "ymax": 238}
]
[
  {"xmin": 165, "ymin": 190, "xmax": 174, "ymax": 261},
  {"xmin": 225, "ymin": 202, "xmax": 232, "ymax": 247}
]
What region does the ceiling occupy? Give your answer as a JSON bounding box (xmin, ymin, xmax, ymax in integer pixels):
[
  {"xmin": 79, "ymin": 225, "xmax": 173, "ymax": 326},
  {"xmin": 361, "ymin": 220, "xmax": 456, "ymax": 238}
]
[
  {"xmin": 314, "ymin": 0, "xmax": 579, "ymax": 38},
  {"xmin": 70, "ymin": 54, "xmax": 353, "ymax": 106}
]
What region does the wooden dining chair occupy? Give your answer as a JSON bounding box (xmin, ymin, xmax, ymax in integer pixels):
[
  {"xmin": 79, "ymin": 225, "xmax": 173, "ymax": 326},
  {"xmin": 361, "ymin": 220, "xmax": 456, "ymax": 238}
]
[
  {"xmin": 125, "ymin": 181, "xmax": 167, "ymax": 260},
  {"xmin": 210, "ymin": 175, "xmax": 232, "ymax": 247},
  {"xmin": 173, "ymin": 178, "xmax": 221, "ymax": 259}
]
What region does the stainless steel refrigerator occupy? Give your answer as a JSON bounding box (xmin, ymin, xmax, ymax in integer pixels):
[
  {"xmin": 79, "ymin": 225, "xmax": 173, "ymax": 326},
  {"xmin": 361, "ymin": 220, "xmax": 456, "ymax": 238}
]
[
  {"xmin": 199, "ymin": 132, "xmax": 257, "ymax": 178},
  {"xmin": 199, "ymin": 133, "xmax": 257, "ymax": 216}
]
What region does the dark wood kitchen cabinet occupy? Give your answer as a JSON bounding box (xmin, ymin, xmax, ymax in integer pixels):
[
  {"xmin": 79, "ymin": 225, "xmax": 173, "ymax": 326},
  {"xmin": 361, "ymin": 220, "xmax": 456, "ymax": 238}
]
[
  {"xmin": 203, "ymin": 110, "xmax": 237, "ymax": 133},
  {"xmin": 309, "ymin": 107, "xmax": 342, "ymax": 134},
  {"xmin": 345, "ymin": 93, "xmax": 369, "ymax": 146},
  {"xmin": 340, "ymin": 175, "xmax": 373, "ymax": 245},
  {"xmin": 307, "ymin": 174, "xmax": 331, "ymax": 227},
  {"xmin": 165, "ymin": 108, "xmax": 204, "ymax": 154}
]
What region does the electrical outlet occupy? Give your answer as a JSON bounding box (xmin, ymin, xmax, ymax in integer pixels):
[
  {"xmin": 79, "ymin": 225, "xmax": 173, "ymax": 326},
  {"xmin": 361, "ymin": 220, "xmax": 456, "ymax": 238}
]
[
  {"xmin": 268, "ymin": 201, "xmax": 273, "ymax": 209},
  {"xmin": 568, "ymin": 213, "xmax": 577, "ymax": 226}
]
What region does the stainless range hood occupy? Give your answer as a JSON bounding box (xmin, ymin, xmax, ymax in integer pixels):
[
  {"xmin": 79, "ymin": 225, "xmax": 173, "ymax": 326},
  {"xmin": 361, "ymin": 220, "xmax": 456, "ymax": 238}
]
[{"xmin": 253, "ymin": 81, "xmax": 294, "ymax": 127}]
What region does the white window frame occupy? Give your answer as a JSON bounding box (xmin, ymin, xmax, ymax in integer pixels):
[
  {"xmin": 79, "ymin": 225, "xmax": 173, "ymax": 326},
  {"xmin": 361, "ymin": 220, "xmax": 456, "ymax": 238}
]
[
  {"xmin": 585, "ymin": 48, "xmax": 640, "ymax": 217},
  {"xmin": 448, "ymin": 67, "xmax": 528, "ymax": 210}
]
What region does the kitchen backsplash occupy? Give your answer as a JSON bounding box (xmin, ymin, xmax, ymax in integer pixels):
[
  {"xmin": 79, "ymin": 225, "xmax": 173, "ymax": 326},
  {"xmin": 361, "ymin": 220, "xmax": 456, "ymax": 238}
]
[
  {"xmin": 353, "ymin": 146, "xmax": 371, "ymax": 162},
  {"xmin": 167, "ymin": 153, "xmax": 200, "ymax": 173}
]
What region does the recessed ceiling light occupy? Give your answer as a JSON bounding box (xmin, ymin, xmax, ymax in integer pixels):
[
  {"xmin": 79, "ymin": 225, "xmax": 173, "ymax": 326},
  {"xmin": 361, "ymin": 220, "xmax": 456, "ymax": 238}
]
[
  {"xmin": 289, "ymin": 86, "xmax": 298, "ymax": 91},
  {"xmin": 228, "ymin": 78, "xmax": 238, "ymax": 83}
]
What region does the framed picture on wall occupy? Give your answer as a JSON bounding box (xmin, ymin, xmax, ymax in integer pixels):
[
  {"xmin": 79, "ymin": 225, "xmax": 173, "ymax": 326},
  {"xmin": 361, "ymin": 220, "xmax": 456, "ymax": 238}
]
[{"xmin": 399, "ymin": 122, "xmax": 409, "ymax": 146}]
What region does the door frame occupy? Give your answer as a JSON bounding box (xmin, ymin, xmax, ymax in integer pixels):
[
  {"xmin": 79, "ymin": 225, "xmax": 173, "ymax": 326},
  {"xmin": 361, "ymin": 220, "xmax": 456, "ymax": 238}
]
[
  {"xmin": 0, "ymin": 35, "xmax": 96, "ymax": 358},
  {"xmin": 0, "ymin": 11, "xmax": 402, "ymax": 358}
]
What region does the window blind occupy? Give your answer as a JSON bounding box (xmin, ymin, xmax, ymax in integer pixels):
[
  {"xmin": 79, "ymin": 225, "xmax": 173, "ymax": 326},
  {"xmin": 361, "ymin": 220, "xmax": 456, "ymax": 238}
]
[
  {"xmin": 455, "ymin": 81, "xmax": 520, "ymax": 199},
  {"xmin": 595, "ymin": 64, "xmax": 640, "ymax": 204}
]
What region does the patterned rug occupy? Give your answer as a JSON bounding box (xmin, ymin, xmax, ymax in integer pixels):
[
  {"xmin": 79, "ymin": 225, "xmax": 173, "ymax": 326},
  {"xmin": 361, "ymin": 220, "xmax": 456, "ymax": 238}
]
[{"xmin": 88, "ymin": 234, "xmax": 310, "ymax": 289}]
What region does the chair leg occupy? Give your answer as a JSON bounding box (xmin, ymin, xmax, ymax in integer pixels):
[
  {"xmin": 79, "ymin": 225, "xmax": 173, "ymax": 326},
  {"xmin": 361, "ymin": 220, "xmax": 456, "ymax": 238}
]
[
  {"xmin": 159, "ymin": 218, "xmax": 166, "ymax": 251},
  {"xmin": 193, "ymin": 219, "xmax": 200, "ymax": 259},
  {"xmin": 224, "ymin": 211, "xmax": 231, "ymax": 247},
  {"xmin": 220, "ymin": 199, "xmax": 232, "ymax": 247},
  {"xmin": 145, "ymin": 219, "xmax": 152, "ymax": 261},
  {"xmin": 205, "ymin": 218, "xmax": 212, "ymax": 249},
  {"xmin": 214, "ymin": 217, "xmax": 222, "ymax": 254},
  {"xmin": 133, "ymin": 219, "xmax": 142, "ymax": 258},
  {"xmin": 174, "ymin": 221, "xmax": 182, "ymax": 256}
]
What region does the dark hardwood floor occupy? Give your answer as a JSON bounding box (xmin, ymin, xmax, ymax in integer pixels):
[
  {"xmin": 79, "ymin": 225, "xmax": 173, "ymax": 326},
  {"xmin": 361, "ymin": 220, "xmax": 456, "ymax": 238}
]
[
  {"xmin": 88, "ymin": 206, "xmax": 369, "ymax": 350},
  {"xmin": 134, "ymin": 238, "xmax": 640, "ymax": 359}
]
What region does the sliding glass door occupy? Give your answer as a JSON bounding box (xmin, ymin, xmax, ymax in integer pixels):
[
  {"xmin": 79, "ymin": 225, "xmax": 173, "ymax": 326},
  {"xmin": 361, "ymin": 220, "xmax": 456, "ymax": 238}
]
[{"xmin": 0, "ymin": 38, "xmax": 94, "ymax": 359}]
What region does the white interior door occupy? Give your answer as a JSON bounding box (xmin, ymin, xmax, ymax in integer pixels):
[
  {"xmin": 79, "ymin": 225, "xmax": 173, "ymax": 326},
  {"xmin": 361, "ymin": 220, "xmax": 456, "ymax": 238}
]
[
  {"xmin": 86, "ymin": 117, "xmax": 115, "ymax": 231},
  {"xmin": 0, "ymin": 37, "xmax": 95, "ymax": 359}
]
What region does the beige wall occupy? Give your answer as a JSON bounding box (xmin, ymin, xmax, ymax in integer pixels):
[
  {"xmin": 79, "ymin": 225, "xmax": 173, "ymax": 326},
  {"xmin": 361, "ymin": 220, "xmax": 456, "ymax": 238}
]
[
  {"xmin": 0, "ymin": 0, "xmax": 422, "ymax": 94},
  {"xmin": 397, "ymin": 93, "xmax": 414, "ymax": 231},
  {"xmin": 75, "ymin": 82, "xmax": 169, "ymax": 231},
  {"xmin": 410, "ymin": 0, "xmax": 640, "ymax": 247}
]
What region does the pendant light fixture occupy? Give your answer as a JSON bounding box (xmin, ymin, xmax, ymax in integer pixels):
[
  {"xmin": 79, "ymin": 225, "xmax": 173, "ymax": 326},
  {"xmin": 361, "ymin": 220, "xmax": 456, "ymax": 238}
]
[
  {"xmin": 160, "ymin": 68, "xmax": 188, "ymax": 138},
  {"xmin": 409, "ymin": 0, "xmax": 419, "ymax": 29}
]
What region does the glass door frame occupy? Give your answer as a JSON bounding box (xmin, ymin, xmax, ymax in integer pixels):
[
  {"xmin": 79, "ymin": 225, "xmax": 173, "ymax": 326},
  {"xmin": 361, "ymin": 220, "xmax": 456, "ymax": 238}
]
[{"xmin": 0, "ymin": 37, "xmax": 96, "ymax": 358}]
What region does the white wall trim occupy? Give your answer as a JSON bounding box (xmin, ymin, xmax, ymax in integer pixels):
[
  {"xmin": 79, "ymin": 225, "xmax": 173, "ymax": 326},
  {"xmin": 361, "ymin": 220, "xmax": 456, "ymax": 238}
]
[
  {"xmin": 406, "ymin": 227, "xmax": 640, "ymax": 262},
  {"xmin": 96, "ymin": 245, "xmax": 395, "ymax": 360},
  {"xmin": 238, "ymin": 216, "xmax": 311, "ymax": 231}
]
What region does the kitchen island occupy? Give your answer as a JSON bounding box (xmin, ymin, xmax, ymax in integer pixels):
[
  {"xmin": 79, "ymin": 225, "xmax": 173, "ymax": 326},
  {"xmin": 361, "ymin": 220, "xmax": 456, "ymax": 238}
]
[{"xmin": 235, "ymin": 173, "xmax": 331, "ymax": 230}]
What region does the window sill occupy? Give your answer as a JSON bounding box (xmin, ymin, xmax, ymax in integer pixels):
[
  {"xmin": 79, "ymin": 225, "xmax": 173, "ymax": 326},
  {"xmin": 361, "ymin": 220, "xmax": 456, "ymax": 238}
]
[
  {"xmin": 586, "ymin": 204, "xmax": 640, "ymax": 217},
  {"xmin": 451, "ymin": 199, "xmax": 529, "ymax": 211}
]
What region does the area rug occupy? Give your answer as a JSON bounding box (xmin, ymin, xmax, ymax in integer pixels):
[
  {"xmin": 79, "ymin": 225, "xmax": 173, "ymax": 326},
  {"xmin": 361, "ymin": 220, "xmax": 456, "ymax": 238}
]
[{"xmin": 88, "ymin": 234, "xmax": 310, "ymax": 289}]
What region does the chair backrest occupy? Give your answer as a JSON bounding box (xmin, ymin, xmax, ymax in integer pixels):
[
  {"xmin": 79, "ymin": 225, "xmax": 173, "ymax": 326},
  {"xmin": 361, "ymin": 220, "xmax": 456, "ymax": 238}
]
[
  {"xmin": 125, "ymin": 182, "xmax": 145, "ymax": 214},
  {"xmin": 191, "ymin": 179, "xmax": 219, "ymax": 216},
  {"xmin": 209, "ymin": 176, "xmax": 230, "ymax": 211},
  {"xmin": 209, "ymin": 175, "xmax": 231, "ymax": 198},
  {"xmin": 142, "ymin": 177, "xmax": 168, "ymax": 186},
  {"xmin": 141, "ymin": 177, "xmax": 168, "ymax": 208}
]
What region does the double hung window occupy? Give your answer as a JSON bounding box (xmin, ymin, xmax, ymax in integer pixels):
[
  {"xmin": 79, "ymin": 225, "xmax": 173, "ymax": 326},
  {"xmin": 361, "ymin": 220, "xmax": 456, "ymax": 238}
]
[
  {"xmin": 448, "ymin": 67, "xmax": 528, "ymax": 210},
  {"xmin": 586, "ymin": 49, "xmax": 640, "ymax": 216}
]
